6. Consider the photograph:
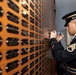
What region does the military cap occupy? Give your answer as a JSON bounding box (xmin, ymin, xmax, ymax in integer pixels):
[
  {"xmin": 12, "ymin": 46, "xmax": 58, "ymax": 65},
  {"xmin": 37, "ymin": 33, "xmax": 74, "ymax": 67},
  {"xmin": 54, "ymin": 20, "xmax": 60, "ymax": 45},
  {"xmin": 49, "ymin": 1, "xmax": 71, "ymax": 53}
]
[{"xmin": 62, "ymin": 11, "xmax": 76, "ymax": 27}]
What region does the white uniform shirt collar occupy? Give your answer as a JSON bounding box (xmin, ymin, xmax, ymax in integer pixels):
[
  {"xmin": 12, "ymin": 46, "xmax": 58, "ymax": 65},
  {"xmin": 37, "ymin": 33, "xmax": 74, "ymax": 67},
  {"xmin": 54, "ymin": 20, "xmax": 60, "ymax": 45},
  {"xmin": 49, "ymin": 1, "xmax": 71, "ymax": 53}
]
[{"xmin": 72, "ymin": 34, "xmax": 76, "ymax": 39}]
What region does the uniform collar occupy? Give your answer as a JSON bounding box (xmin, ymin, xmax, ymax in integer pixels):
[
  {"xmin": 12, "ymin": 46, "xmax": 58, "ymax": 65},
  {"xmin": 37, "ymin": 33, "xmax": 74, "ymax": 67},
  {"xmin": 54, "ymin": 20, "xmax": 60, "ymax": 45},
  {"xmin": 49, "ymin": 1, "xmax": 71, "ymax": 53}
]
[{"xmin": 72, "ymin": 34, "xmax": 76, "ymax": 39}]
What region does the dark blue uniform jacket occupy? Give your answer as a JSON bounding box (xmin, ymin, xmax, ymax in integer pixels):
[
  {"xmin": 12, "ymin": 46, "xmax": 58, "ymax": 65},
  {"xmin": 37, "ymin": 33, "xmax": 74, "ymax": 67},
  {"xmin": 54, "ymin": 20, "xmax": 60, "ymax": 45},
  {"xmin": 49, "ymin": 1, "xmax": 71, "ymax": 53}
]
[{"xmin": 50, "ymin": 37, "xmax": 76, "ymax": 75}]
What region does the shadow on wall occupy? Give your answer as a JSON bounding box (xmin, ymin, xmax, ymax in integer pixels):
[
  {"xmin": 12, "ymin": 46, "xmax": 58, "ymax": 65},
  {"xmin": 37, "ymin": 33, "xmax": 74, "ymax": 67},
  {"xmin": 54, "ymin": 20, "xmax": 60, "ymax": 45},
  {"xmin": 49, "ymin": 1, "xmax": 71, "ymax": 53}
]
[{"xmin": 46, "ymin": 48, "xmax": 54, "ymax": 59}]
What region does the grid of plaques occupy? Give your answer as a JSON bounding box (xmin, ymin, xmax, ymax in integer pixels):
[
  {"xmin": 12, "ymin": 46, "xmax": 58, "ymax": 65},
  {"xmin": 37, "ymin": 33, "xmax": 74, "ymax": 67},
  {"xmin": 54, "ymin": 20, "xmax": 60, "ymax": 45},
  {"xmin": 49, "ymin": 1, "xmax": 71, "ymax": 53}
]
[{"xmin": 0, "ymin": 0, "xmax": 51, "ymax": 75}]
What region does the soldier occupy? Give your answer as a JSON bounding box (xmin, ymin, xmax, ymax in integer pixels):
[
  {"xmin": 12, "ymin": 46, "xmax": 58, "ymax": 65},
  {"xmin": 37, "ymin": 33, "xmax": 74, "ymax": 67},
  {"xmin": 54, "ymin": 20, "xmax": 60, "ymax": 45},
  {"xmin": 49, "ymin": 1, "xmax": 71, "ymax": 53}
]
[{"xmin": 50, "ymin": 11, "xmax": 76, "ymax": 75}]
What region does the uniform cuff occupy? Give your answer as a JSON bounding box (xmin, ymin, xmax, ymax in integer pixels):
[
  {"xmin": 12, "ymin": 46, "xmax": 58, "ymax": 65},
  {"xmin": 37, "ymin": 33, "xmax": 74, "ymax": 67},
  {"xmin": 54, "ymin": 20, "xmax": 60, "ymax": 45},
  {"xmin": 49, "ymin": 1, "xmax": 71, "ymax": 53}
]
[{"xmin": 50, "ymin": 38, "xmax": 57, "ymax": 43}]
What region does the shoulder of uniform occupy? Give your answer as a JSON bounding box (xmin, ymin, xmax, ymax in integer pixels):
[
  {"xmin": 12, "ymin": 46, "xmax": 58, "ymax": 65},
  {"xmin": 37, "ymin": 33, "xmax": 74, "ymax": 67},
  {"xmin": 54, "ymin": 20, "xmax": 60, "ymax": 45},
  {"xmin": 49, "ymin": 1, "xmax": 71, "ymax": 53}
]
[{"xmin": 67, "ymin": 43, "xmax": 76, "ymax": 52}]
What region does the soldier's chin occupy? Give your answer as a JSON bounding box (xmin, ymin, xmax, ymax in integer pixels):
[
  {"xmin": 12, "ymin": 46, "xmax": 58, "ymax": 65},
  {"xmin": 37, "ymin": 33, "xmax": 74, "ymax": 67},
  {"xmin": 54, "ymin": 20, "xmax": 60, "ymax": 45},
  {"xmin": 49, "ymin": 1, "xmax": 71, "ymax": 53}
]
[{"xmin": 69, "ymin": 33, "xmax": 74, "ymax": 36}]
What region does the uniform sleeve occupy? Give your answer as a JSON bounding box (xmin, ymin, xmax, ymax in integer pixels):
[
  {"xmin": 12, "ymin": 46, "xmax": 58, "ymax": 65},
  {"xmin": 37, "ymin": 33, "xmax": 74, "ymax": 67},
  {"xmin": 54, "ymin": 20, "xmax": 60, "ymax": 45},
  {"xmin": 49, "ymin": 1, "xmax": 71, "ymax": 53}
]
[{"xmin": 50, "ymin": 38, "xmax": 76, "ymax": 63}]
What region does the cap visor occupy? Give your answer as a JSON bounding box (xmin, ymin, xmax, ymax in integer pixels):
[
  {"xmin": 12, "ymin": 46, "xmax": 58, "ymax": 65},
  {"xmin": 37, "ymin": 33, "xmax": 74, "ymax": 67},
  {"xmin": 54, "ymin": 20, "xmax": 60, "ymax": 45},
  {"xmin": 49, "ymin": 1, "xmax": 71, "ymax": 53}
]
[{"xmin": 64, "ymin": 23, "xmax": 68, "ymax": 27}]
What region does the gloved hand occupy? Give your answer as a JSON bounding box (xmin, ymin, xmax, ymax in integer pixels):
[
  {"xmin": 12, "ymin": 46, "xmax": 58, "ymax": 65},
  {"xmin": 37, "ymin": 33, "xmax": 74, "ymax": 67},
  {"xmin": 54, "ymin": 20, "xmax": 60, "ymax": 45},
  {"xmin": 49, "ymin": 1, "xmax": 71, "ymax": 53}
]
[
  {"xmin": 50, "ymin": 30, "xmax": 64, "ymax": 41},
  {"xmin": 50, "ymin": 30, "xmax": 57, "ymax": 39}
]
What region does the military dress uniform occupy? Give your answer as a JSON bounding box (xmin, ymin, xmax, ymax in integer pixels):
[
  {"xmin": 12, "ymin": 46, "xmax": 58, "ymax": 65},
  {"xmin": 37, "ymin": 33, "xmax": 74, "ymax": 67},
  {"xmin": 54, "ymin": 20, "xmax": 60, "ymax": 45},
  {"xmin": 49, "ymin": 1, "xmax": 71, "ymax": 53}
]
[{"xmin": 50, "ymin": 11, "xmax": 76, "ymax": 75}]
